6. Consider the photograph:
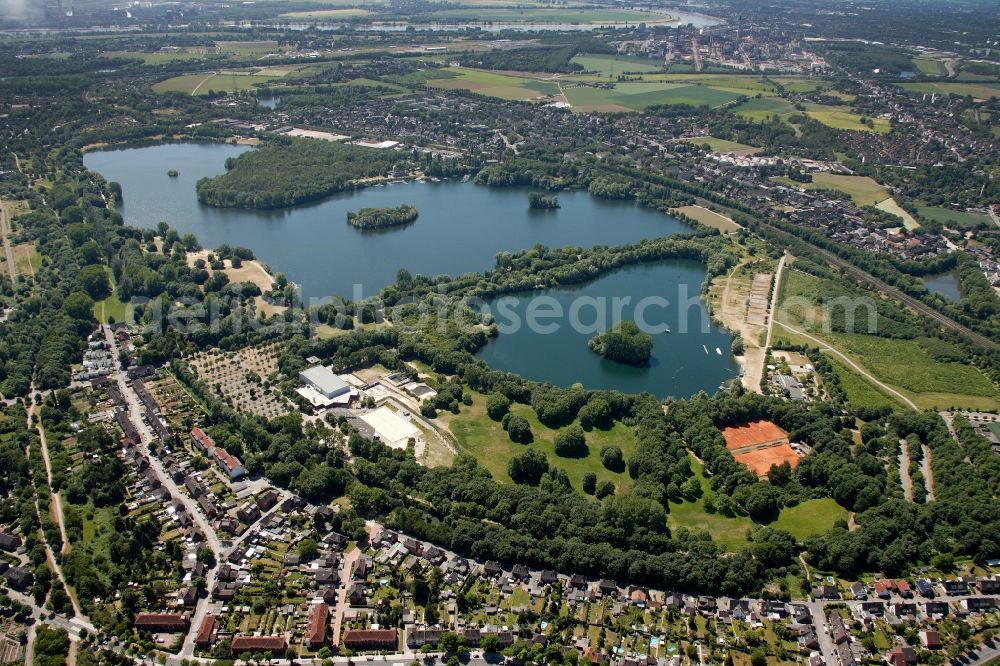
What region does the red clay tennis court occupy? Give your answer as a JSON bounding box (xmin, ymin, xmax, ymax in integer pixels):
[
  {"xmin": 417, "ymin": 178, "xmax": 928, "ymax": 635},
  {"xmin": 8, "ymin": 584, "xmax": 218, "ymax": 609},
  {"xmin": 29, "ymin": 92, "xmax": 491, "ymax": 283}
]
[
  {"xmin": 721, "ymin": 420, "xmax": 789, "ymax": 451},
  {"xmin": 733, "ymin": 443, "xmax": 799, "ymax": 477}
]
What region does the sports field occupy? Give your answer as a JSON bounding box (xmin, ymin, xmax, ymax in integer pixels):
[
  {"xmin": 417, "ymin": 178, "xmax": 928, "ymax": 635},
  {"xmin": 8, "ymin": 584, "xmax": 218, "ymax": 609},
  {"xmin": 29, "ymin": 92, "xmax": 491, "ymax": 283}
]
[{"xmin": 426, "ymin": 67, "xmax": 558, "ymax": 100}]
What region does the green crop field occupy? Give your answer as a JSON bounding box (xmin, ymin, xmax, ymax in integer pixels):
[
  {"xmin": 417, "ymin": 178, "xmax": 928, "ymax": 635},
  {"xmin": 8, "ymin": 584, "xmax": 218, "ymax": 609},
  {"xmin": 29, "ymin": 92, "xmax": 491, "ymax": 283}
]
[
  {"xmin": 803, "ymin": 103, "xmax": 891, "ymax": 133},
  {"xmin": 570, "ymin": 54, "xmax": 666, "ymax": 76},
  {"xmin": 901, "ymin": 81, "xmax": 1000, "ymax": 99},
  {"xmin": 773, "ymin": 173, "xmax": 889, "ymax": 206},
  {"xmin": 278, "ymin": 8, "xmax": 372, "ymax": 19},
  {"xmin": 101, "ymin": 49, "xmax": 210, "ymax": 64},
  {"xmin": 916, "ymin": 205, "xmax": 991, "ymax": 228},
  {"xmin": 152, "ymin": 69, "xmax": 300, "ymax": 95},
  {"xmin": 732, "ymin": 96, "xmax": 796, "ymax": 121},
  {"xmin": 427, "ymin": 67, "xmax": 558, "ymax": 100},
  {"xmin": 444, "ymin": 389, "xmax": 637, "ymax": 494},
  {"xmin": 563, "ymin": 81, "xmax": 742, "ymax": 112}
]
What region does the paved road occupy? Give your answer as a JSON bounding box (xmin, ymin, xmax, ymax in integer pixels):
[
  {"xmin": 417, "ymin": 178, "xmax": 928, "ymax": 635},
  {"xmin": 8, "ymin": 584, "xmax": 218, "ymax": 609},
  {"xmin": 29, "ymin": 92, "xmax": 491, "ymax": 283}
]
[
  {"xmin": 102, "ymin": 325, "xmax": 224, "ymax": 657},
  {"xmin": 806, "ymin": 602, "xmax": 838, "ymax": 666}
]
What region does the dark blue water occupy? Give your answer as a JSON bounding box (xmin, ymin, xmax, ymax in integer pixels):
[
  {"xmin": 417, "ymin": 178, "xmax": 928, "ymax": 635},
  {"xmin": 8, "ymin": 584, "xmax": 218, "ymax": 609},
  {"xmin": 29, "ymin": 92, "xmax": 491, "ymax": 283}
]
[
  {"xmin": 477, "ymin": 261, "xmax": 738, "ymax": 398},
  {"xmin": 84, "ymin": 142, "xmax": 693, "ymax": 302}
]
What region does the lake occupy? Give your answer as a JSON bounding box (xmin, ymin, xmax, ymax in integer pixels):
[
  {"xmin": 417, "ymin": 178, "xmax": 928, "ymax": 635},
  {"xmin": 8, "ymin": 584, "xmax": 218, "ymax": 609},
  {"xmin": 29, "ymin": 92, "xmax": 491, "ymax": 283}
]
[
  {"xmin": 84, "ymin": 142, "xmax": 694, "ymax": 301},
  {"xmin": 923, "ymin": 271, "xmax": 961, "ymax": 303},
  {"xmin": 476, "ymin": 261, "xmax": 738, "ymax": 398}
]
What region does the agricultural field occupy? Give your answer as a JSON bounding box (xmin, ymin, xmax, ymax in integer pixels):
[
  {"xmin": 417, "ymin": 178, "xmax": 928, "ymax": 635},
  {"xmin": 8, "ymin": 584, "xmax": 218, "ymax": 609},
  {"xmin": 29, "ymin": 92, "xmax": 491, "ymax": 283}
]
[
  {"xmin": 774, "ymin": 173, "xmax": 889, "ymax": 206},
  {"xmin": 562, "ymin": 80, "xmax": 742, "ymax": 112},
  {"xmin": 802, "ymin": 103, "xmax": 891, "ymax": 133},
  {"xmin": 426, "ymin": 67, "xmax": 559, "ymax": 100},
  {"xmin": 101, "ymin": 48, "xmax": 211, "ymax": 64},
  {"xmin": 442, "ymin": 388, "xmax": 636, "ymax": 494},
  {"xmin": 915, "ymin": 205, "xmax": 992, "ymax": 228},
  {"xmin": 215, "ymin": 40, "xmax": 281, "ymax": 55},
  {"xmin": 826, "ymin": 356, "xmax": 907, "ymax": 412},
  {"xmin": 152, "ymin": 65, "xmax": 313, "ymax": 95},
  {"xmin": 570, "ymin": 54, "xmax": 666, "ymax": 76},
  {"xmin": 731, "ymin": 96, "xmax": 797, "ymax": 121},
  {"xmin": 671, "ymin": 205, "xmax": 742, "ymax": 232},
  {"xmin": 277, "ymin": 8, "xmax": 373, "ymax": 20},
  {"xmin": 901, "ymin": 80, "xmax": 1000, "ymax": 99}
]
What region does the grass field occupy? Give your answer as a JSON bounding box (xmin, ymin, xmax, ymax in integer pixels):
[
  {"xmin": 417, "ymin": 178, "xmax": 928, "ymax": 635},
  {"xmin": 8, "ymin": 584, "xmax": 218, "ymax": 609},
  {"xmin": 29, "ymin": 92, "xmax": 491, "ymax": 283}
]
[
  {"xmin": 825, "ymin": 356, "xmax": 907, "ymax": 412},
  {"xmin": 153, "ymin": 70, "xmax": 288, "ymax": 95},
  {"xmin": 671, "ymin": 205, "xmax": 741, "ymax": 232},
  {"xmin": 775, "ymin": 270, "xmax": 1000, "ymax": 411},
  {"xmin": 774, "ymin": 173, "xmax": 889, "ymax": 206},
  {"xmin": 444, "ymin": 389, "xmax": 636, "ymax": 493},
  {"xmin": 731, "ymin": 97, "xmax": 796, "ymax": 121},
  {"xmin": 667, "ymin": 455, "xmax": 754, "ymax": 550},
  {"xmin": 768, "ymin": 498, "xmax": 848, "ymax": 541},
  {"xmin": 802, "ymin": 103, "xmax": 891, "ymax": 133},
  {"xmin": 915, "ymin": 205, "xmax": 991, "ymax": 228},
  {"xmin": 101, "ymin": 49, "xmax": 210, "ymax": 64},
  {"xmin": 427, "ymin": 67, "xmax": 558, "ymax": 100},
  {"xmin": 570, "ymin": 54, "xmax": 665, "ymax": 76},
  {"xmin": 732, "ymin": 97, "xmax": 890, "ymax": 132},
  {"xmin": 912, "ymin": 57, "xmax": 947, "ymax": 77},
  {"xmin": 875, "ymin": 197, "xmax": 919, "ymax": 230},
  {"xmin": 683, "ymin": 136, "xmax": 760, "ymax": 154},
  {"xmin": 901, "ymin": 81, "xmax": 1000, "ymax": 99}
]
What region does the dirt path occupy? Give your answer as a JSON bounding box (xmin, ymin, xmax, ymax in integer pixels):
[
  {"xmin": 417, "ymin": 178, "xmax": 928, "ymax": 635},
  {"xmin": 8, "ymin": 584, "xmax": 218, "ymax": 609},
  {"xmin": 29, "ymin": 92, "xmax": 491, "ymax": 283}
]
[
  {"xmin": 764, "ymin": 253, "xmax": 787, "ymax": 350},
  {"xmin": 898, "ymin": 438, "xmax": 914, "ymax": 502},
  {"xmin": 0, "ymin": 201, "xmax": 17, "ymax": 281},
  {"xmin": 774, "ymin": 320, "xmax": 919, "ymax": 411},
  {"xmin": 190, "ymin": 72, "xmax": 218, "ymax": 96},
  {"xmin": 26, "ymin": 401, "xmax": 87, "ymax": 622},
  {"xmin": 921, "ymin": 443, "xmax": 936, "ymax": 501}
]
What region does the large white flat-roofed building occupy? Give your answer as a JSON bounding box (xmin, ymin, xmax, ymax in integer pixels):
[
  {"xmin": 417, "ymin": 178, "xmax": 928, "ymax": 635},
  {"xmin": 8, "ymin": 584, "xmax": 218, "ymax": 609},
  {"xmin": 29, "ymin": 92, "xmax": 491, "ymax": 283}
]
[
  {"xmin": 300, "ymin": 366, "xmax": 351, "ymax": 399},
  {"xmin": 359, "ymin": 407, "xmax": 420, "ymax": 450}
]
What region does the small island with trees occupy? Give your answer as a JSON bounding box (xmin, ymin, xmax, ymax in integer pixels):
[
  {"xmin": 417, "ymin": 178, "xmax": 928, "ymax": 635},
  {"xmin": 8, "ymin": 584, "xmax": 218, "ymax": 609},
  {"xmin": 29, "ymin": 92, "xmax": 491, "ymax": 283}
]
[
  {"xmin": 588, "ymin": 321, "xmax": 653, "ymax": 366},
  {"xmin": 346, "ymin": 204, "xmax": 419, "ymax": 229},
  {"xmin": 167, "ymin": 169, "xmax": 178, "ymax": 177},
  {"xmin": 528, "ymin": 192, "xmax": 560, "ymax": 210}
]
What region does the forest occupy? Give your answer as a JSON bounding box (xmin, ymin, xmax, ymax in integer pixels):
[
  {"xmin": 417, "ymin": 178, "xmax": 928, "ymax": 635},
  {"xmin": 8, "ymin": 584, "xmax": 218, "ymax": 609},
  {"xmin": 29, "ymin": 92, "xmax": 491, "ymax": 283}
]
[
  {"xmin": 195, "ymin": 137, "xmax": 406, "ymax": 209},
  {"xmin": 347, "ymin": 204, "xmax": 419, "ymax": 229}
]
